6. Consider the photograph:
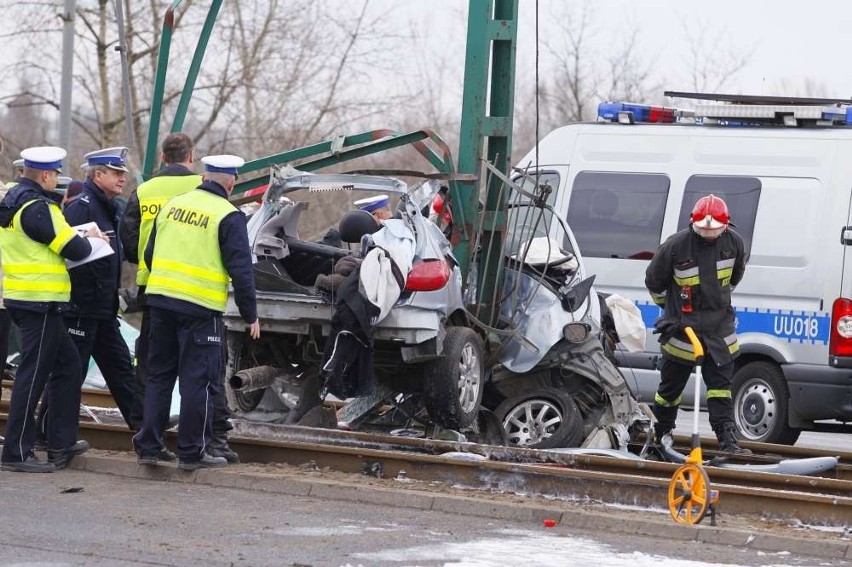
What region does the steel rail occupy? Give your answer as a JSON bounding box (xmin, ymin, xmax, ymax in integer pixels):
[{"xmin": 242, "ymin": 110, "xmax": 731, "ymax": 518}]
[{"xmin": 2, "ymin": 415, "xmax": 848, "ymax": 527}]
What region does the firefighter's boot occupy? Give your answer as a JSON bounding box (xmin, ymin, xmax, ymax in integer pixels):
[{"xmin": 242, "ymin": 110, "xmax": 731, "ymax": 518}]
[{"xmin": 715, "ymin": 424, "xmax": 752, "ymax": 455}]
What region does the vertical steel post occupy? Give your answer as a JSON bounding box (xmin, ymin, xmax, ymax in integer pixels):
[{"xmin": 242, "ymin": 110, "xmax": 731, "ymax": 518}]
[
  {"xmin": 171, "ymin": 0, "xmax": 223, "ymax": 134},
  {"xmin": 58, "ymin": 0, "xmax": 77, "ymax": 151},
  {"xmin": 453, "ymin": 0, "xmax": 519, "ymax": 324},
  {"xmin": 143, "ymin": 0, "xmax": 183, "ymax": 178},
  {"xmin": 114, "ymin": 0, "xmax": 135, "ymax": 151}
]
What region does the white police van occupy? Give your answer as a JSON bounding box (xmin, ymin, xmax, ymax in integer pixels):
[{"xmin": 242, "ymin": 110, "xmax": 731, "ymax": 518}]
[{"xmin": 516, "ymin": 92, "xmax": 852, "ymax": 445}]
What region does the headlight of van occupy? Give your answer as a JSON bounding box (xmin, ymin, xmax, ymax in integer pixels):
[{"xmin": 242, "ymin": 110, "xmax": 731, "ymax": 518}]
[
  {"xmin": 837, "ymin": 316, "xmax": 852, "ymax": 338},
  {"xmin": 563, "ymin": 322, "xmax": 590, "ymax": 343}
]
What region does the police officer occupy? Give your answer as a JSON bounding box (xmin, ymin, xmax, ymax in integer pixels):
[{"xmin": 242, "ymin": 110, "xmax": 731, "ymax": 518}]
[
  {"xmin": 645, "ymin": 194, "xmax": 750, "ymax": 455},
  {"xmin": 54, "ymin": 147, "xmax": 140, "ymax": 431},
  {"xmin": 4, "ymin": 158, "xmax": 24, "ymax": 189},
  {"xmin": 122, "ymin": 133, "xmax": 240, "ymax": 463},
  {"xmin": 354, "ymin": 194, "xmax": 392, "ymax": 221},
  {"xmin": 0, "ymin": 146, "xmax": 95, "ymax": 472},
  {"xmin": 133, "ymin": 154, "xmax": 259, "ymax": 470}
]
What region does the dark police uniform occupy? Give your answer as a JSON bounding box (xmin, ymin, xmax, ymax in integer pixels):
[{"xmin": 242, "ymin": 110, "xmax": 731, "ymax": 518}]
[
  {"xmin": 59, "ymin": 180, "xmax": 138, "ymax": 427},
  {"xmin": 0, "ymin": 178, "xmax": 92, "ymax": 469},
  {"xmin": 121, "ymin": 164, "xmax": 201, "ymax": 425},
  {"xmin": 645, "ymin": 226, "xmax": 747, "ymax": 443},
  {"xmin": 132, "ymin": 179, "xmax": 256, "ymax": 466}
]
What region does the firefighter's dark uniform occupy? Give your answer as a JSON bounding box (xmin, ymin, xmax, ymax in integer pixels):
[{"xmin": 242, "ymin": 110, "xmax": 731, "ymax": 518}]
[
  {"xmin": 645, "ymin": 225, "xmax": 746, "ymax": 445},
  {"xmin": 121, "ymin": 164, "xmax": 201, "ymax": 425},
  {"xmin": 0, "ymin": 178, "xmax": 92, "ymax": 468},
  {"xmin": 58, "ymin": 180, "xmax": 138, "ymax": 427},
  {"xmin": 132, "ymin": 180, "xmax": 256, "ymax": 466}
]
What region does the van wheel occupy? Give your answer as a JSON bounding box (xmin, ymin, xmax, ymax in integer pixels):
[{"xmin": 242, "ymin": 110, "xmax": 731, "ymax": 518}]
[
  {"xmin": 423, "ymin": 327, "xmax": 484, "ymax": 430},
  {"xmin": 494, "ymin": 388, "xmax": 584, "ymax": 449},
  {"xmin": 732, "ymin": 361, "xmax": 801, "ymax": 445},
  {"xmin": 225, "ymin": 331, "xmax": 264, "ymax": 413}
]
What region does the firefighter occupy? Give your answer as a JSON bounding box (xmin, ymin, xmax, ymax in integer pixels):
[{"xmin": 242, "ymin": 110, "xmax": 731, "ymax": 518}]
[
  {"xmin": 0, "ymin": 146, "xmax": 98, "ymax": 472},
  {"xmin": 122, "ymin": 133, "xmax": 240, "ymax": 463},
  {"xmin": 132, "ymin": 154, "xmax": 259, "ymax": 470},
  {"xmin": 645, "ymin": 193, "xmax": 751, "ymax": 455}
]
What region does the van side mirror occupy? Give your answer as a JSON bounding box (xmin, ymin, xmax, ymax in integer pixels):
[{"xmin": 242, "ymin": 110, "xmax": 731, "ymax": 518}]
[{"xmin": 841, "ymin": 226, "xmax": 852, "ymax": 245}]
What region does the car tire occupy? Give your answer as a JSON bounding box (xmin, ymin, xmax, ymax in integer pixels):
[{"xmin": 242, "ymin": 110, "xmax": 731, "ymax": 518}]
[
  {"xmin": 732, "ymin": 361, "xmax": 801, "ymax": 445},
  {"xmin": 423, "ymin": 327, "xmax": 484, "ymax": 430},
  {"xmin": 494, "ymin": 388, "xmax": 584, "ymax": 449},
  {"xmin": 224, "ymin": 331, "xmax": 264, "ymax": 413}
]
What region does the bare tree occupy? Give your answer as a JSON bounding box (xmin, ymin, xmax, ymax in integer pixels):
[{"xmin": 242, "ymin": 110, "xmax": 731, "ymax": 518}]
[
  {"xmin": 0, "ymin": 0, "xmax": 402, "ymax": 181},
  {"xmin": 681, "ymin": 19, "xmax": 753, "ymax": 93}
]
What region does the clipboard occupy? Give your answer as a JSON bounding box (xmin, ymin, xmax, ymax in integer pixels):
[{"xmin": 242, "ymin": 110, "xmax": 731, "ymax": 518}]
[{"xmin": 66, "ymin": 222, "xmax": 115, "ymax": 269}]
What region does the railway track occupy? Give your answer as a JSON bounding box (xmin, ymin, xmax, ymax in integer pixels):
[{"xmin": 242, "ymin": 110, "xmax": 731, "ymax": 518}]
[{"xmin": 2, "ymin": 413, "xmax": 849, "ymax": 527}]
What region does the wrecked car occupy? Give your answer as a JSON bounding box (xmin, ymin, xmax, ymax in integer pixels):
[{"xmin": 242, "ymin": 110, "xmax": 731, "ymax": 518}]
[
  {"xmin": 478, "ymin": 182, "xmax": 650, "ymax": 451},
  {"xmin": 222, "ymin": 169, "xmax": 484, "ymax": 430}
]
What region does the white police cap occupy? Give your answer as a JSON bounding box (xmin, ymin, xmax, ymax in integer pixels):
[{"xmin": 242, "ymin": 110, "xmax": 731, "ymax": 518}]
[
  {"xmin": 84, "ymin": 146, "xmax": 130, "ymax": 172},
  {"xmin": 353, "ymin": 194, "xmax": 390, "ymax": 212},
  {"xmin": 12, "ymin": 158, "xmax": 24, "ymax": 168},
  {"xmin": 57, "ymin": 176, "xmax": 72, "ymax": 188},
  {"xmin": 20, "ymin": 146, "xmax": 67, "ymax": 172},
  {"xmin": 201, "ymin": 154, "xmax": 245, "ymax": 176}
]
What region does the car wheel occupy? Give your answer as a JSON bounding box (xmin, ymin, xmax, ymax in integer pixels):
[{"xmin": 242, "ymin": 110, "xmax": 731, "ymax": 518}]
[
  {"xmin": 494, "ymin": 388, "xmax": 584, "ymax": 449},
  {"xmin": 732, "ymin": 361, "xmax": 801, "ymax": 445},
  {"xmin": 224, "ymin": 331, "xmax": 264, "ymax": 413},
  {"xmin": 423, "ymin": 327, "xmax": 484, "ymax": 430}
]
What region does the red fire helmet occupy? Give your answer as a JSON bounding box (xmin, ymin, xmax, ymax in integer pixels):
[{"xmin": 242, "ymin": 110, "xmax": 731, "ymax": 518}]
[{"xmin": 690, "ymin": 194, "xmax": 729, "ymax": 239}]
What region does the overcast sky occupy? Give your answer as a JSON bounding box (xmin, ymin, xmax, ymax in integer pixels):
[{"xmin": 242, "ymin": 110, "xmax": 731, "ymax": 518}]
[{"xmin": 381, "ymin": 0, "xmax": 852, "ymax": 101}]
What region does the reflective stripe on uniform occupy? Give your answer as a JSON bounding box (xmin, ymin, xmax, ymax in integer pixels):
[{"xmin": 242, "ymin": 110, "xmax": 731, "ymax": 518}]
[
  {"xmin": 673, "ymin": 265, "xmax": 699, "ymax": 287},
  {"xmin": 706, "ymin": 388, "xmax": 731, "ymax": 399},
  {"xmin": 661, "ymin": 335, "xmax": 697, "ymax": 361},
  {"xmin": 655, "ymin": 392, "xmax": 682, "ymax": 407},
  {"xmin": 717, "ymin": 258, "xmax": 735, "ymax": 286},
  {"xmin": 650, "ymin": 290, "xmax": 667, "ymax": 306},
  {"xmin": 724, "ymin": 332, "xmax": 739, "ymax": 354}
]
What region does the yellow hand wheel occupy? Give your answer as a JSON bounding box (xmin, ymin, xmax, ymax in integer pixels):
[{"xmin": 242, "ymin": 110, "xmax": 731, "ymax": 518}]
[
  {"xmin": 668, "ymin": 463, "xmax": 717, "ymax": 524},
  {"xmin": 665, "ymin": 327, "xmax": 720, "ymax": 525}
]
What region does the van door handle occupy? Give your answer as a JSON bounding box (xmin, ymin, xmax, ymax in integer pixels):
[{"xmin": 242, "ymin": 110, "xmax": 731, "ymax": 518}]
[{"xmin": 841, "ymin": 226, "xmax": 852, "ymax": 245}]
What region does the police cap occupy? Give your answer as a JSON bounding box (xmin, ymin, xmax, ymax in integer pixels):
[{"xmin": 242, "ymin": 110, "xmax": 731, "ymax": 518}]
[
  {"xmin": 201, "ymin": 154, "xmax": 245, "ymax": 176},
  {"xmin": 20, "ymin": 146, "xmax": 67, "ymax": 172}
]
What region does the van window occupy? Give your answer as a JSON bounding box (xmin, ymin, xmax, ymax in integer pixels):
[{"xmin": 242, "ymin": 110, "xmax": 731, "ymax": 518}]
[
  {"xmin": 677, "ymin": 175, "xmax": 761, "ymax": 254},
  {"xmin": 567, "ymin": 172, "xmax": 670, "ymax": 259},
  {"xmin": 511, "ymin": 171, "xmax": 560, "ymax": 207}
]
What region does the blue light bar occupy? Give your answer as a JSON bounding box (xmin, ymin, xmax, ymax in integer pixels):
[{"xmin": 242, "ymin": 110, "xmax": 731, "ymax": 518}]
[{"xmin": 598, "ymin": 102, "xmax": 650, "ymax": 122}]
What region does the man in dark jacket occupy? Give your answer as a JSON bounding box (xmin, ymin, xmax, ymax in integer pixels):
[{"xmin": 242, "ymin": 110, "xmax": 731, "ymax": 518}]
[
  {"xmin": 52, "ymin": 147, "xmax": 140, "ymax": 433},
  {"xmin": 122, "ymin": 133, "xmax": 240, "ymax": 463},
  {"xmin": 645, "ymin": 194, "xmax": 750, "ymax": 455}
]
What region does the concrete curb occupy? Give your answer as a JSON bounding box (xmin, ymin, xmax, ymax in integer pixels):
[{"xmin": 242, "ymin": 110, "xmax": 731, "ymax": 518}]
[{"xmin": 72, "ymin": 453, "xmax": 852, "ymax": 561}]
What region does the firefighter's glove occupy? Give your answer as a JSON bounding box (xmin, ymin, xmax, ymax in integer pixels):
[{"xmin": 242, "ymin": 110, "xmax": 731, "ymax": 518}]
[{"xmin": 652, "ymin": 317, "xmax": 680, "ymax": 343}]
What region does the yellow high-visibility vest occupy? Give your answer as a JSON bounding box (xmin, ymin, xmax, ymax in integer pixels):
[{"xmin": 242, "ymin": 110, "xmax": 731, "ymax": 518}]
[
  {"xmin": 146, "ymin": 189, "xmax": 235, "ymax": 312},
  {"xmin": 136, "ymin": 174, "xmax": 202, "ymax": 285},
  {"xmin": 0, "ymin": 200, "xmax": 75, "ymax": 302}
]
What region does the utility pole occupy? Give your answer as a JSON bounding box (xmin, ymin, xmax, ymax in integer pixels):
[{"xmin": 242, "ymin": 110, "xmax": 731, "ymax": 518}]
[
  {"xmin": 58, "ymin": 0, "xmax": 77, "ymax": 151},
  {"xmin": 114, "ymin": 0, "xmax": 135, "ymax": 152}
]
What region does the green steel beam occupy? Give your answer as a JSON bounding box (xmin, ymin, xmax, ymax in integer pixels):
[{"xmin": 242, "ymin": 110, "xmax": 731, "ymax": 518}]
[
  {"xmin": 171, "ymin": 0, "xmax": 223, "ymax": 134},
  {"xmin": 233, "ymin": 129, "xmax": 455, "ymax": 198},
  {"xmin": 143, "ymin": 0, "xmax": 183, "ymax": 179},
  {"xmin": 453, "ymin": 0, "xmax": 519, "ymax": 324}
]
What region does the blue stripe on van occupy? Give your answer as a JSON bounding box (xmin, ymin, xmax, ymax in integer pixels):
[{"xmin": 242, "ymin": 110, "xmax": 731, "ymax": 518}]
[{"xmin": 635, "ymin": 301, "xmax": 830, "ymax": 345}]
